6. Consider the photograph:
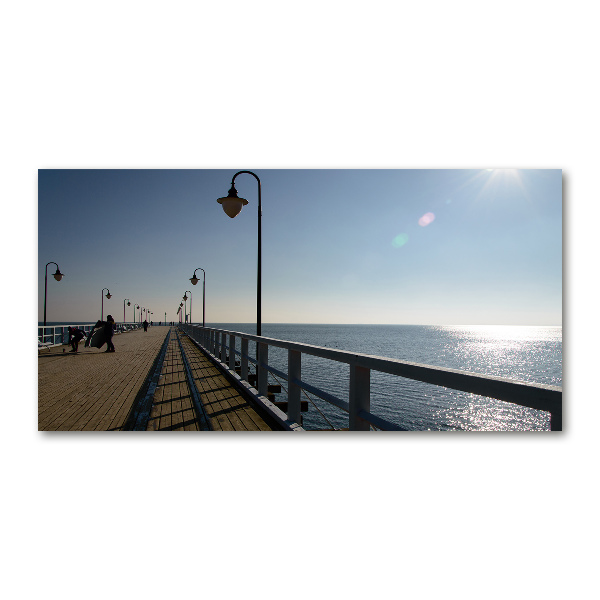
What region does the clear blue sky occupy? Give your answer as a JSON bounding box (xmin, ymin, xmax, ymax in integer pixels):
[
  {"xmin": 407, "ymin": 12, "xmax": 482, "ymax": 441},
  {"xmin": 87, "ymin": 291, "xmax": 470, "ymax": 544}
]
[{"xmin": 38, "ymin": 169, "xmax": 562, "ymax": 325}]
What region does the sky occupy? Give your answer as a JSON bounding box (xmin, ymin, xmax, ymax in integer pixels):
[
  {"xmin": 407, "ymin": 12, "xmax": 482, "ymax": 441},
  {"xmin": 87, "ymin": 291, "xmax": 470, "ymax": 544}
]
[{"xmin": 38, "ymin": 168, "xmax": 562, "ymax": 326}]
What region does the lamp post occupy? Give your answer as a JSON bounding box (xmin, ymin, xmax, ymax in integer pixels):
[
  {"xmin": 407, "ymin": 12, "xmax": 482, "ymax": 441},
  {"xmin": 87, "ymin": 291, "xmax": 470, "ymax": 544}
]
[
  {"xmin": 217, "ymin": 170, "xmax": 262, "ymax": 335},
  {"xmin": 134, "ymin": 304, "xmax": 139, "ymax": 323},
  {"xmin": 183, "ymin": 291, "xmax": 192, "ymax": 324},
  {"xmin": 124, "ymin": 299, "xmax": 131, "ymax": 323},
  {"xmin": 189, "ymin": 268, "xmax": 206, "ymax": 327},
  {"xmin": 43, "ymin": 262, "xmax": 64, "ymax": 327},
  {"xmin": 101, "ymin": 288, "xmax": 112, "ymax": 321}
]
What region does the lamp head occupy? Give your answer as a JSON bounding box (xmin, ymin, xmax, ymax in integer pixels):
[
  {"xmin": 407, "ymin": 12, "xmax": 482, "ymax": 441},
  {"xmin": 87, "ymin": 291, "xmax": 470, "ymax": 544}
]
[
  {"xmin": 183, "ymin": 293, "xmax": 188, "ymax": 301},
  {"xmin": 106, "ymin": 291, "xmax": 111, "ymax": 299},
  {"xmin": 190, "ymin": 275, "xmax": 199, "ymax": 285},
  {"xmin": 217, "ymin": 184, "xmax": 248, "ymax": 218},
  {"xmin": 127, "ymin": 301, "xmax": 131, "ymax": 306},
  {"xmin": 53, "ymin": 268, "xmax": 64, "ymax": 282}
]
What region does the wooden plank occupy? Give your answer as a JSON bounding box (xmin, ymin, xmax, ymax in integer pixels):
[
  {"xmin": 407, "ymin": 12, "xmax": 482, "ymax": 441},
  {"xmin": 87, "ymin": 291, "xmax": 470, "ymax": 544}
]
[{"xmin": 38, "ymin": 327, "xmax": 170, "ymax": 431}]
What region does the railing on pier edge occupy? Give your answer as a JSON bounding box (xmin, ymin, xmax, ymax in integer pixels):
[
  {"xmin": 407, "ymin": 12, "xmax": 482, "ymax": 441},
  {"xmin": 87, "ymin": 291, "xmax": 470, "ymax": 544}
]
[
  {"xmin": 180, "ymin": 324, "xmax": 563, "ymax": 432},
  {"xmin": 38, "ymin": 322, "xmax": 143, "ymax": 347}
]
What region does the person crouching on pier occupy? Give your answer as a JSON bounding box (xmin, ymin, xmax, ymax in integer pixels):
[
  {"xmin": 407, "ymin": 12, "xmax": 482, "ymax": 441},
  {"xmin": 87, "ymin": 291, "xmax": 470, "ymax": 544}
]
[
  {"xmin": 105, "ymin": 315, "xmax": 116, "ymax": 353},
  {"xmin": 68, "ymin": 326, "xmax": 85, "ymax": 353}
]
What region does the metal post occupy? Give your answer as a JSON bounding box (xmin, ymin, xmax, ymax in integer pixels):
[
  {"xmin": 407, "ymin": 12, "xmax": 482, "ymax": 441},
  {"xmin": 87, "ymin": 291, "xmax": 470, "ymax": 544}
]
[
  {"xmin": 349, "ymin": 364, "xmax": 371, "ymax": 431},
  {"xmin": 230, "ymin": 171, "xmax": 261, "ymax": 336},
  {"xmin": 43, "ymin": 261, "xmax": 62, "ymax": 327}
]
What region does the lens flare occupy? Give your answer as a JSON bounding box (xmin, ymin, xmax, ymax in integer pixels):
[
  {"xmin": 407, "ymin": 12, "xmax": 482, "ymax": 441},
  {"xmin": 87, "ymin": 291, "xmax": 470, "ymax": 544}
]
[
  {"xmin": 418, "ymin": 212, "xmax": 435, "ymax": 227},
  {"xmin": 392, "ymin": 233, "xmax": 409, "ymax": 248}
]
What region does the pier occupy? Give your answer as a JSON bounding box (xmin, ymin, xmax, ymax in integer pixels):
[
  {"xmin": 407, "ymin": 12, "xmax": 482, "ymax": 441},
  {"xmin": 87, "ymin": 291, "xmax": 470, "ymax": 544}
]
[
  {"xmin": 38, "ymin": 326, "xmax": 296, "ymax": 431},
  {"xmin": 38, "ymin": 323, "xmax": 562, "ymax": 431}
]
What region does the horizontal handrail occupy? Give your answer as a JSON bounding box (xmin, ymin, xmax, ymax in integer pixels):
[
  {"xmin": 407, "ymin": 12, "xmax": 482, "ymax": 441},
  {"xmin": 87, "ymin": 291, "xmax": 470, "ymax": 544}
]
[{"xmin": 180, "ymin": 324, "xmax": 562, "ymax": 431}]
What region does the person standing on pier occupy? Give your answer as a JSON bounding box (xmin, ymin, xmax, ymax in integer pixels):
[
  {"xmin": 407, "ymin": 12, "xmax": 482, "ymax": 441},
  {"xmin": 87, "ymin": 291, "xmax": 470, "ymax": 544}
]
[
  {"xmin": 105, "ymin": 315, "xmax": 116, "ymax": 352},
  {"xmin": 143, "ymin": 319, "xmax": 148, "ymax": 332},
  {"xmin": 68, "ymin": 326, "xmax": 85, "ymax": 353}
]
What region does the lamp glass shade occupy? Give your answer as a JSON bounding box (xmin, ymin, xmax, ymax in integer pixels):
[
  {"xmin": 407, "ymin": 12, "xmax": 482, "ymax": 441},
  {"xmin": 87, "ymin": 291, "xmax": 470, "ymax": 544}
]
[
  {"xmin": 183, "ymin": 294, "xmax": 188, "ymax": 301},
  {"xmin": 190, "ymin": 276, "xmax": 199, "ymax": 285},
  {"xmin": 217, "ymin": 196, "xmax": 248, "ymax": 218},
  {"xmin": 127, "ymin": 301, "xmax": 131, "ymax": 306},
  {"xmin": 53, "ymin": 270, "xmax": 63, "ymax": 281},
  {"xmin": 106, "ymin": 292, "xmax": 111, "ymax": 299}
]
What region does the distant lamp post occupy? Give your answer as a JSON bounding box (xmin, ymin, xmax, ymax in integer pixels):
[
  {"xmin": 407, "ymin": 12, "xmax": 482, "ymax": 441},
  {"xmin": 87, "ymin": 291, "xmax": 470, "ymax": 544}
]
[
  {"xmin": 43, "ymin": 261, "xmax": 64, "ymax": 327},
  {"xmin": 189, "ymin": 267, "xmax": 206, "ymax": 327},
  {"xmin": 124, "ymin": 299, "xmax": 131, "ymax": 323},
  {"xmin": 217, "ymin": 170, "xmax": 262, "ymax": 335},
  {"xmin": 183, "ymin": 291, "xmax": 192, "ymax": 324},
  {"xmin": 134, "ymin": 304, "xmax": 139, "ymax": 323},
  {"xmin": 101, "ymin": 288, "xmax": 111, "ymax": 321}
]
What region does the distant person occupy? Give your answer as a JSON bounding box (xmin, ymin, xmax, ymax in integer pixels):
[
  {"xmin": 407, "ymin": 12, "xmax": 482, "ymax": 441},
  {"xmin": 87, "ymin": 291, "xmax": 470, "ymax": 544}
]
[
  {"xmin": 105, "ymin": 315, "xmax": 116, "ymax": 352},
  {"xmin": 150, "ymin": 320, "xmax": 153, "ymax": 326},
  {"xmin": 143, "ymin": 319, "xmax": 148, "ymax": 332},
  {"xmin": 68, "ymin": 326, "xmax": 85, "ymax": 353}
]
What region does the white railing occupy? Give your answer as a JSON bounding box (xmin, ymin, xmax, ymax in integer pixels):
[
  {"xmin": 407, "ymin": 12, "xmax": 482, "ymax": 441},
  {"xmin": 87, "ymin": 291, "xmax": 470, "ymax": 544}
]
[
  {"xmin": 38, "ymin": 322, "xmax": 143, "ymax": 347},
  {"xmin": 180, "ymin": 324, "xmax": 563, "ymax": 432}
]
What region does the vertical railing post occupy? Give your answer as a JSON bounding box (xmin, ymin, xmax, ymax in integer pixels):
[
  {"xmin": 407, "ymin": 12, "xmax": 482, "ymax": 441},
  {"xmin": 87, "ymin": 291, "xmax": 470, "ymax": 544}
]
[
  {"xmin": 288, "ymin": 349, "xmax": 302, "ymax": 424},
  {"xmin": 241, "ymin": 338, "xmax": 249, "ymax": 381},
  {"xmin": 221, "ymin": 331, "xmax": 227, "ymax": 362},
  {"xmin": 257, "ymin": 341, "xmax": 268, "ymax": 397},
  {"xmin": 229, "ymin": 334, "xmax": 236, "ymax": 370},
  {"xmin": 349, "ymin": 364, "xmax": 371, "ymax": 431},
  {"xmin": 551, "ymin": 407, "xmax": 563, "ymax": 431}
]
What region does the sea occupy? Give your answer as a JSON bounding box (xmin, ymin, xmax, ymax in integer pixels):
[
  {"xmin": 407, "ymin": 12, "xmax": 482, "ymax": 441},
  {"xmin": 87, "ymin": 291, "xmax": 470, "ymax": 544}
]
[
  {"xmin": 39, "ymin": 321, "xmax": 562, "ymax": 431},
  {"xmin": 210, "ymin": 323, "xmax": 562, "ymax": 432}
]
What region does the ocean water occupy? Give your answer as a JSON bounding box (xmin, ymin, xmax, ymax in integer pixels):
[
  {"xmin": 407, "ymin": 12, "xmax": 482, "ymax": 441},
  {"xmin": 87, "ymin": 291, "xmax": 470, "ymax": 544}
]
[
  {"xmin": 209, "ymin": 323, "xmax": 562, "ymax": 431},
  {"xmin": 39, "ymin": 321, "xmax": 562, "ymax": 431}
]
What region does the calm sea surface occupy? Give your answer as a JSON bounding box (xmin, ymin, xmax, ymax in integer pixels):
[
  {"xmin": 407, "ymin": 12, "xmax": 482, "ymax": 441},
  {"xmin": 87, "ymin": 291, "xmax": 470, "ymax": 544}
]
[
  {"xmin": 210, "ymin": 323, "xmax": 562, "ymax": 432},
  {"xmin": 40, "ymin": 322, "xmax": 562, "ymax": 431}
]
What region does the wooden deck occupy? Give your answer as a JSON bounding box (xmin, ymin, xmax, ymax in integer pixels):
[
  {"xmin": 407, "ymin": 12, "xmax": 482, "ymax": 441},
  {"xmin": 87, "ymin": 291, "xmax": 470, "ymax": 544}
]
[
  {"xmin": 38, "ymin": 326, "xmax": 278, "ymax": 431},
  {"xmin": 178, "ymin": 333, "xmax": 273, "ymax": 431}
]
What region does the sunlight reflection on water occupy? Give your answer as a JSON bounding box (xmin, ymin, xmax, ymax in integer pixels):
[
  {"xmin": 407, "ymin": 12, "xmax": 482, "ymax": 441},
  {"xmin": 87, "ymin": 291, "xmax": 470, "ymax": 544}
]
[{"xmin": 211, "ymin": 324, "xmax": 561, "ymax": 431}]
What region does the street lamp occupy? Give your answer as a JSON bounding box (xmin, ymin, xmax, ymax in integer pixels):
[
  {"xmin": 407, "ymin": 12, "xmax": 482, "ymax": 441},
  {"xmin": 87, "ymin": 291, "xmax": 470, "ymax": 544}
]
[
  {"xmin": 217, "ymin": 170, "xmax": 262, "ymax": 335},
  {"xmin": 134, "ymin": 304, "xmax": 139, "ymax": 323},
  {"xmin": 183, "ymin": 291, "xmax": 192, "ymax": 324},
  {"xmin": 124, "ymin": 299, "xmax": 131, "ymax": 323},
  {"xmin": 43, "ymin": 261, "xmax": 64, "ymax": 327},
  {"xmin": 101, "ymin": 288, "xmax": 112, "ymax": 321},
  {"xmin": 189, "ymin": 267, "xmax": 206, "ymax": 327}
]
